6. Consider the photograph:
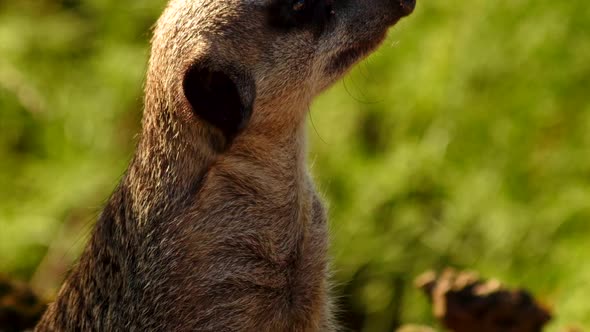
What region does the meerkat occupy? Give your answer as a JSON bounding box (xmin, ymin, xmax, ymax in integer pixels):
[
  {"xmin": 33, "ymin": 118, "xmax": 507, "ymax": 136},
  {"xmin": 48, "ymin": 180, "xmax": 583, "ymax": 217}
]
[{"xmin": 35, "ymin": 0, "xmax": 415, "ymax": 331}]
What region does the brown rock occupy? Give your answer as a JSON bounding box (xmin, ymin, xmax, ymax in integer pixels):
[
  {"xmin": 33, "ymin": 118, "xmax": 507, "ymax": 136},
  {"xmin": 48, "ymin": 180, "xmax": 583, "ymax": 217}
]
[{"xmin": 415, "ymin": 268, "xmax": 552, "ymax": 332}]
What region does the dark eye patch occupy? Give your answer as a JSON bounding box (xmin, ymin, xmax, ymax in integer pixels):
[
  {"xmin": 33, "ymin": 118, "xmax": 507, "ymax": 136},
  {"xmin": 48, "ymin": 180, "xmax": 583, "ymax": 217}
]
[{"xmin": 268, "ymin": 0, "xmax": 334, "ymax": 32}]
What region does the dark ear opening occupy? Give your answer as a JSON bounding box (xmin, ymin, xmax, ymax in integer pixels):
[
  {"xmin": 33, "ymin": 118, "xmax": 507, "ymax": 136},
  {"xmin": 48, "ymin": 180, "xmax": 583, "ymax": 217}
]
[{"xmin": 183, "ymin": 64, "xmax": 254, "ymax": 140}]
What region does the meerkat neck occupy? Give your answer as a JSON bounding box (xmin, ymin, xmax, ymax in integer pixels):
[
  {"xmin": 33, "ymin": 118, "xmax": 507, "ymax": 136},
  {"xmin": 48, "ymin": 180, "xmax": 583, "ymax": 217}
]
[
  {"xmin": 125, "ymin": 98, "xmax": 218, "ymax": 225},
  {"xmin": 233, "ymin": 122, "xmax": 308, "ymax": 174},
  {"xmin": 125, "ymin": 94, "xmax": 310, "ymax": 226},
  {"xmin": 233, "ymin": 101, "xmax": 310, "ymax": 174}
]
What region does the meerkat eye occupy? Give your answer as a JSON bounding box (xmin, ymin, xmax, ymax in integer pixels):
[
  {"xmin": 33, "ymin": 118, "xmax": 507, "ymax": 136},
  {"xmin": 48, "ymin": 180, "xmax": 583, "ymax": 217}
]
[
  {"xmin": 269, "ymin": 0, "xmax": 333, "ymax": 31},
  {"xmin": 292, "ymin": 0, "xmax": 307, "ymax": 12}
]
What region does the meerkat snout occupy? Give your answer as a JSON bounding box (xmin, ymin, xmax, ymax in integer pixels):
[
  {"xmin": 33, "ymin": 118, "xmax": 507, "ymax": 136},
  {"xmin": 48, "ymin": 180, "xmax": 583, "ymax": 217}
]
[{"xmin": 399, "ymin": 0, "xmax": 417, "ymax": 15}]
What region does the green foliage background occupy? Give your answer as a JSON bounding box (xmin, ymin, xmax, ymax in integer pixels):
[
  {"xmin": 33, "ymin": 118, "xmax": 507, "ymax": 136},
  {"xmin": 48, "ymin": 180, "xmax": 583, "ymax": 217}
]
[{"xmin": 1, "ymin": 0, "xmax": 589, "ymax": 330}]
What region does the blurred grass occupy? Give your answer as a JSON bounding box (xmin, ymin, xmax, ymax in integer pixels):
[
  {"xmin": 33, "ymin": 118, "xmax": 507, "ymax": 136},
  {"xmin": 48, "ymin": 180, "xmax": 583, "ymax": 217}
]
[{"xmin": 1, "ymin": 0, "xmax": 589, "ymax": 331}]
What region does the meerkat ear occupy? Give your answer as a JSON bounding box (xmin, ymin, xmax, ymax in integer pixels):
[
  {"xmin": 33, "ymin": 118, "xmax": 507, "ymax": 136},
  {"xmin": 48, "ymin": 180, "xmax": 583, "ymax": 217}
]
[{"xmin": 183, "ymin": 63, "xmax": 255, "ymax": 140}]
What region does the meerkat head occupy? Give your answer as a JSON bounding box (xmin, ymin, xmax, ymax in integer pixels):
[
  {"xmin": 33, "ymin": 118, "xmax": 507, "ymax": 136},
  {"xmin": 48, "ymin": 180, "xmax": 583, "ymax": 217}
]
[{"xmin": 148, "ymin": 0, "xmax": 415, "ymax": 142}]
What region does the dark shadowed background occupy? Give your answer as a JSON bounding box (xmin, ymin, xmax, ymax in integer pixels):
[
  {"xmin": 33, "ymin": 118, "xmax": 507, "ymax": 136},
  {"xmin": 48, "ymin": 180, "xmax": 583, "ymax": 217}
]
[{"xmin": 1, "ymin": 0, "xmax": 589, "ymax": 331}]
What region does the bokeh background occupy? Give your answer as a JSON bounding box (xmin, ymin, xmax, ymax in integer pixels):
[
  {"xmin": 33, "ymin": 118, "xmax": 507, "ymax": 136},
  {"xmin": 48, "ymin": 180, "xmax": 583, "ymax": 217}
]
[{"xmin": 1, "ymin": 0, "xmax": 589, "ymax": 331}]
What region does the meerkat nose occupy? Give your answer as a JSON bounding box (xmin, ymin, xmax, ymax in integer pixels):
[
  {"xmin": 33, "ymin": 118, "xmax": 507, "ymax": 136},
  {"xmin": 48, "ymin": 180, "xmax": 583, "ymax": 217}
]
[{"xmin": 398, "ymin": 0, "xmax": 416, "ymax": 15}]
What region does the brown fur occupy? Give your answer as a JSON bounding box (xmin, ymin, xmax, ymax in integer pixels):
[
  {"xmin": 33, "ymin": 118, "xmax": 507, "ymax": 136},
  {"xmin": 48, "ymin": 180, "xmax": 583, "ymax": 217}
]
[{"xmin": 35, "ymin": 0, "xmax": 414, "ymax": 331}]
